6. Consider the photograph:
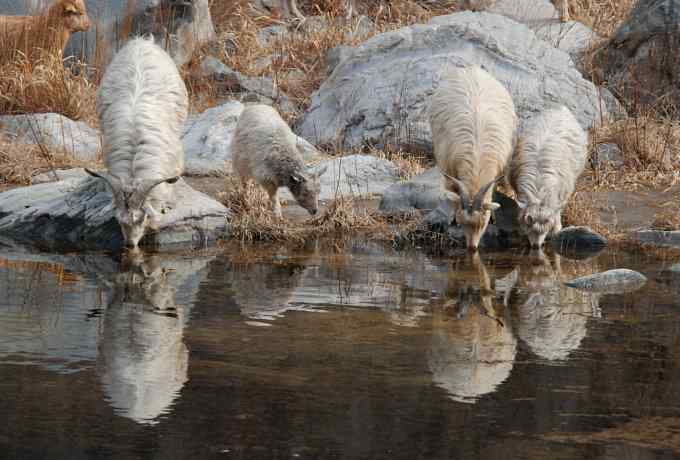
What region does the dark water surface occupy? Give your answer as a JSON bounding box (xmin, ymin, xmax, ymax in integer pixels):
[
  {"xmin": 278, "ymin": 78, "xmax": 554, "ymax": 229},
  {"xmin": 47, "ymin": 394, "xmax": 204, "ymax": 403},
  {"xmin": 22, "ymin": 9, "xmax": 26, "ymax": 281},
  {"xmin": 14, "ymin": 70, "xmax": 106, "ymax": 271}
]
[{"xmin": 0, "ymin": 239, "xmax": 679, "ymax": 459}]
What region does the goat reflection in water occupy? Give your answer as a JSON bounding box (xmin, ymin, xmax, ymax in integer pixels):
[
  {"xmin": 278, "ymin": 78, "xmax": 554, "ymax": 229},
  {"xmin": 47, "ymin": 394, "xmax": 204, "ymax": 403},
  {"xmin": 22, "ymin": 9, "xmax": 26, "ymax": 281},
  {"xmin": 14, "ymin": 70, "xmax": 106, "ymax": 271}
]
[
  {"xmin": 97, "ymin": 252, "xmax": 189, "ymax": 425},
  {"xmin": 429, "ymin": 251, "xmax": 601, "ymax": 403},
  {"xmin": 429, "ymin": 254, "xmax": 517, "ymax": 404},
  {"xmin": 510, "ymin": 250, "xmax": 601, "ymax": 362}
]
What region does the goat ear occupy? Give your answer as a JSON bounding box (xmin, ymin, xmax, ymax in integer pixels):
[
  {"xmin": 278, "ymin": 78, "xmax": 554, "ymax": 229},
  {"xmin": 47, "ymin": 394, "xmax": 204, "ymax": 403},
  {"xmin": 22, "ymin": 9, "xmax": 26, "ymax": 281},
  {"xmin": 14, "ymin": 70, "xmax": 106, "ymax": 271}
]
[
  {"xmin": 483, "ymin": 202, "xmax": 500, "ymax": 212},
  {"xmin": 445, "ymin": 191, "xmax": 460, "ymax": 206}
]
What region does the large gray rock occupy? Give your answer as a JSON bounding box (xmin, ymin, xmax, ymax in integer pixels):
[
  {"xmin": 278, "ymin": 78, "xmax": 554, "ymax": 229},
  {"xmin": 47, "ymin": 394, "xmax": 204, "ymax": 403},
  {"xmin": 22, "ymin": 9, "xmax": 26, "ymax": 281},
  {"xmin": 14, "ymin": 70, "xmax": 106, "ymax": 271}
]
[
  {"xmin": 636, "ymin": 230, "xmax": 680, "ymax": 248},
  {"xmin": 0, "ymin": 113, "xmax": 100, "ymax": 161},
  {"xmin": 486, "ymin": 0, "xmax": 560, "ymax": 24},
  {"xmin": 299, "ymin": 11, "xmax": 615, "ymax": 152},
  {"xmin": 533, "ymin": 21, "xmax": 601, "ymax": 57},
  {"xmin": 32, "ymin": 168, "xmax": 89, "ymax": 184},
  {"xmin": 485, "ymin": 0, "xmax": 601, "ymax": 58},
  {"xmin": 379, "ymin": 168, "xmax": 443, "ymax": 216},
  {"xmin": 596, "ymin": 0, "xmax": 680, "ymax": 108},
  {"xmin": 0, "ymin": 178, "xmax": 230, "ymax": 251},
  {"xmin": 181, "ymin": 101, "xmax": 321, "ymax": 176},
  {"xmin": 197, "ymin": 57, "xmax": 296, "ymax": 114},
  {"xmin": 281, "ymin": 154, "xmax": 401, "ymax": 202},
  {"xmin": 565, "ymin": 269, "xmax": 648, "ymax": 294}
]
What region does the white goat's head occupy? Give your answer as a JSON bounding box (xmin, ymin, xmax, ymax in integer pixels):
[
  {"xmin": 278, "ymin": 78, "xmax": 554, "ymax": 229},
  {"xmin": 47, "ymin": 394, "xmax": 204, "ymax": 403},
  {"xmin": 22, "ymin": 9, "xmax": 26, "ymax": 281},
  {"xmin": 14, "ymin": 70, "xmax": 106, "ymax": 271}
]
[
  {"xmin": 444, "ymin": 175, "xmax": 501, "ymax": 252},
  {"xmin": 517, "ymin": 192, "xmax": 561, "ymax": 249},
  {"xmin": 288, "ymin": 165, "xmax": 328, "ymax": 216},
  {"xmin": 85, "ymin": 169, "xmax": 179, "ymax": 249}
]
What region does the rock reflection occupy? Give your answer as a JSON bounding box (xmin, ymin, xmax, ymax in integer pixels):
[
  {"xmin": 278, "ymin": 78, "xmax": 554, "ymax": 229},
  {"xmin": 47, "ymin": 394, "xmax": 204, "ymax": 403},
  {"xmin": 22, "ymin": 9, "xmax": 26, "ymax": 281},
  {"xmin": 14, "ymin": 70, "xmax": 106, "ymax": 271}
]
[
  {"xmin": 511, "ymin": 251, "xmax": 600, "ymax": 361},
  {"xmin": 97, "ymin": 251, "xmax": 208, "ymax": 425},
  {"xmin": 429, "ymin": 254, "xmax": 517, "ymax": 403}
]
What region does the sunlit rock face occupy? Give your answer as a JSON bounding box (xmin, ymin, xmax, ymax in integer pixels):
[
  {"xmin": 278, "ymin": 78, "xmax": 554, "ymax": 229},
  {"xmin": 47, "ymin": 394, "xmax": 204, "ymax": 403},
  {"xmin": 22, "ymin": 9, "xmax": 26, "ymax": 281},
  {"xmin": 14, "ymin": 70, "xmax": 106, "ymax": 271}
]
[
  {"xmin": 97, "ymin": 253, "xmax": 210, "ymax": 425},
  {"xmin": 428, "ymin": 255, "xmax": 517, "ymax": 403},
  {"xmin": 512, "ymin": 252, "xmax": 600, "ymax": 361}
]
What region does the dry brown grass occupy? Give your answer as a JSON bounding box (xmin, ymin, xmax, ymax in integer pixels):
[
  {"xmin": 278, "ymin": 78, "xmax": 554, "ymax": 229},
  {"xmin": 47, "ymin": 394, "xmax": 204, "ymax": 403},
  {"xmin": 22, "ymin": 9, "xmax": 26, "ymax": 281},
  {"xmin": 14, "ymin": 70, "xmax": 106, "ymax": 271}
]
[
  {"xmin": 588, "ymin": 115, "xmax": 680, "ymax": 191},
  {"xmin": 0, "ymin": 49, "xmax": 96, "ymax": 122},
  {"xmin": 568, "ymin": 0, "xmax": 634, "ymax": 38},
  {"xmin": 0, "ymin": 134, "xmax": 93, "ymax": 185},
  {"xmin": 219, "ymin": 176, "xmax": 390, "ymax": 243}
]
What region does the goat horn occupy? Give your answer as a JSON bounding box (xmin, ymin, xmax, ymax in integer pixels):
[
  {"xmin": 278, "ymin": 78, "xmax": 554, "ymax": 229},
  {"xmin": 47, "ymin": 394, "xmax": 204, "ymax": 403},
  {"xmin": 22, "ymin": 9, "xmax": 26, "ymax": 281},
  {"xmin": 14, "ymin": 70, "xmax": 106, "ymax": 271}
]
[
  {"xmin": 135, "ymin": 176, "xmax": 180, "ymax": 205},
  {"xmin": 85, "ymin": 168, "xmax": 123, "ymax": 193},
  {"xmin": 473, "ymin": 176, "xmax": 503, "ymax": 211},
  {"xmin": 442, "ymin": 172, "xmax": 470, "ymax": 210}
]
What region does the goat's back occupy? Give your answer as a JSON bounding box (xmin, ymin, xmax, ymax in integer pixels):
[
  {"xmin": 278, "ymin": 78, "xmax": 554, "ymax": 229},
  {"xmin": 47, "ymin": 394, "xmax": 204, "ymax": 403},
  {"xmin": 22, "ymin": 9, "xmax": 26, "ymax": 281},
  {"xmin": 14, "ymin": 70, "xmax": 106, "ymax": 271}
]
[
  {"xmin": 231, "ymin": 104, "xmax": 302, "ymax": 182},
  {"xmin": 510, "ymin": 106, "xmax": 587, "ymax": 205},
  {"xmin": 428, "ymin": 66, "xmax": 516, "ymax": 189},
  {"xmin": 97, "ymin": 37, "xmax": 188, "ymax": 183}
]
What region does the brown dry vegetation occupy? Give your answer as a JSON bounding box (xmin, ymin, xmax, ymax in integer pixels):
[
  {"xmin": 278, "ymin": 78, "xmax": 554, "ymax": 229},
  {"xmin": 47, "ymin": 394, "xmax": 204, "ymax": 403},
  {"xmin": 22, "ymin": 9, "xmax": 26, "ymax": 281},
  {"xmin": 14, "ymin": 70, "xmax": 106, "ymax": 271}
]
[
  {"xmin": 218, "ymin": 176, "xmax": 395, "ymax": 243},
  {"xmin": 0, "ymin": 134, "xmax": 94, "ymax": 185}
]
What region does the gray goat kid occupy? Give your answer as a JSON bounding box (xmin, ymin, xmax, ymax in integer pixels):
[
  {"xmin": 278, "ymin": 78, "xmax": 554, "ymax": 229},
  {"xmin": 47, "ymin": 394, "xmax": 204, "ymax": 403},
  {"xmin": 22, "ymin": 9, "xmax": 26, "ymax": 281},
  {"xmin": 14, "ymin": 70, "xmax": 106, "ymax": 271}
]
[
  {"xmin": 86, "ymin": 37, "xmax": 188, "ymax": 249},
  {"xmin": 509, "ymin": 105, "xmax": 587, "ymax": 248},
  {"xmin": 231, "ymin": 104, "xmax": 327, "ymax": 218}
]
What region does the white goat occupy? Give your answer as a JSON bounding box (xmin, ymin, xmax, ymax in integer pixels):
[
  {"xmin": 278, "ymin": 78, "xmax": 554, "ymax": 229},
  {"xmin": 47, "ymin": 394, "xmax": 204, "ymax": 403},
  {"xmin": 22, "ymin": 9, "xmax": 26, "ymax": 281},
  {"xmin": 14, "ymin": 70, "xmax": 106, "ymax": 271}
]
[
  {"xmin": 86, "ymin": 37, "xmax": 188, "ymax": 249},
  {"xmin": 231, "ymin": 104, "xmax": 327, "ymax": 219},
  {"xmin": 428, "ymin": 65, "xmax": 517, "ymax": 251},
  {"xmin": 509, "ymin": 105, "xmax": 587, "ymax": 248}
]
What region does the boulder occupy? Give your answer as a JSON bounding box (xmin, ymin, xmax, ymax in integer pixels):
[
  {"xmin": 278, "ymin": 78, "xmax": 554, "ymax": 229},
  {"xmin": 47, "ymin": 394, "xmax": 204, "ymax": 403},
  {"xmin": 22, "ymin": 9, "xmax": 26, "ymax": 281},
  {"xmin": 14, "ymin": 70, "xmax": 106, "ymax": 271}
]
[
  {"xmin": 0, "ymin": 177, "xmax": 230, "ymax": 251},
  {"xmin": 0, "ymin": 113, "xmax": 100, "ymax": 161},
  {"xmin": 379, "ymin": 168, "xmax": 443, "ymax": 216},
  {"xmin": 484, "ymin": 0, "xmax": 600, "ymax": 58},
  {"xmin": 551, "ymin": 226, "xmax": 608, "ymax": 256},
  {"xmin": 595, "ymin": 0, "xmax": 680, "ymax": 109},
  {"xmin": 32, "ymin": 168, "xmax": 89, "ymax": 184},
  {"xmin": 181, "ymin": 101, "xmax": 321, "ymax": 176},
  {"xmin": 197, "ymin": 57, "xmax": 296, "ymax": 114},
  {"xmin": 635, "ymin": 230, "xmax": 680, "ymax": 248},
  {"xmin": 533, "ymin": 21, "xmax": 601, "ymax": 57},
  {"xmin": 282, "ymin": 154, "xmax": 401, "ymax": 202},
  {"xmin": 565, "ymin": 269, "xmax": 647, "ymax": 294},
  {"xmin": 299, "ymin": 11, "xmax": 615, "ymax": 152},
  {"xmin": 486, "ymin": 0, "xmax": 559, "ymax": 24}
]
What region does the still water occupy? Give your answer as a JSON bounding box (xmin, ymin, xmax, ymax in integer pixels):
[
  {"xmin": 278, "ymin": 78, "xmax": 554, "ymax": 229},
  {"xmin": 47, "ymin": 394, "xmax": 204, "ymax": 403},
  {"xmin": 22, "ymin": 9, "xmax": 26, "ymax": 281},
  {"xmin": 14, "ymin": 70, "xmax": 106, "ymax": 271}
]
[{"xmin": 0, "ymin": 239, "xmax": 678, "ymax": 459}]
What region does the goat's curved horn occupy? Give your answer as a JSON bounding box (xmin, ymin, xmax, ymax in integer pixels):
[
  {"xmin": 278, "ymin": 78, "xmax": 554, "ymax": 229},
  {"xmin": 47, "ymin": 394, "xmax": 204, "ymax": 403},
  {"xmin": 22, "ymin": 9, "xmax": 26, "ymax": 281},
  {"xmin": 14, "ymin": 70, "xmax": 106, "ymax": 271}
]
[
  {"xmin": 473, "ymin": 176, "xmax": 503, "ymax": 211},
  {"xmin": 442, "ymin": 172, "xmax": 470, "ymax": 210},
  {"xmin": 135, "ymin": 176, "xmax": 180, "ymax": 205},
  {"xmin": 85, "ymin": 168, "xmax": 122, "ymax": 192}
]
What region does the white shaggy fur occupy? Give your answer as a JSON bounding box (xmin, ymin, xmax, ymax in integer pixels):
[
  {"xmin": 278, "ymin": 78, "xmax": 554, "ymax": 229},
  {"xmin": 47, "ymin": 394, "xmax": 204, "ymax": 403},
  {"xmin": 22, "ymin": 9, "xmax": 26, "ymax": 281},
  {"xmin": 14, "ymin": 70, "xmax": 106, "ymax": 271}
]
[
  {"xmin": 428, "ymin": 65, "xmax": 517, "ymax": 251},
  {"xmin": 87, "ymin": 37, "xmax": 189, "ymax": 248},
  {"xmin": 509, "ymin": 105, "xmax": 587, "ymax": 248},
  {"xmin": 231, "ymin": 104, "xmax": 326, "ymax": 218}
]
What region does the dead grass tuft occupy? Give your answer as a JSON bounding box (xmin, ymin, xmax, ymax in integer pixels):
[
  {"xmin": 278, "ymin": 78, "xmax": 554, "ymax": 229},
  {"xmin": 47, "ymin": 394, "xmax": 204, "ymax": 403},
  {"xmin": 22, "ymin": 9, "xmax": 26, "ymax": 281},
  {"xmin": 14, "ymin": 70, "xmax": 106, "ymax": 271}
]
[
  {"xmin": 568, "ymin": 0, "xmax": 634, "ymax": 38},
  {"xmin": 0, "ymin": 135, "xmax": 94, "ymax": 185},
  {"xmin": 219, "ymin": 176, "xmax": 390, "ymax": 243},
  {"xmin": 0, "ymin": 50, "xmax": 96, "ymax": 122}
]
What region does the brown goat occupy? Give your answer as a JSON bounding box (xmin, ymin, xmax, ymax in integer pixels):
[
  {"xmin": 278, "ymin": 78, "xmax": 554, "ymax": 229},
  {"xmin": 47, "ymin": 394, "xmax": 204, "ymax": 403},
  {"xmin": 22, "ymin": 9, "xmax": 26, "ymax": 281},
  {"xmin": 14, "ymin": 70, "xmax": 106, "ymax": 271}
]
[{"xmin": 0, "ymin": 0, "xmax": 91, "ymax": 58}]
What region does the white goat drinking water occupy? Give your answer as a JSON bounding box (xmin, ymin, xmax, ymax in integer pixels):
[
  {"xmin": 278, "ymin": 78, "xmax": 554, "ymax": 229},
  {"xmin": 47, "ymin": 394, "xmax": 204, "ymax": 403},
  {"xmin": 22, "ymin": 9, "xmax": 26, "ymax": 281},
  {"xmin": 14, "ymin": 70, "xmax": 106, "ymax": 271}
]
[
  {"xmin": 231, "ymin": 104, "xmax": 327, "ymax": 219},
  {"xmin": 428, "ymin": 65, "xmax": 517, "ymax": 251},
  {"xmin": 86, "ymin": 37, "xmax": 189, "ymax": 249},
  {"xmin": 509, "ymin": 105, "xmax": 587, "ymax": 248}
]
